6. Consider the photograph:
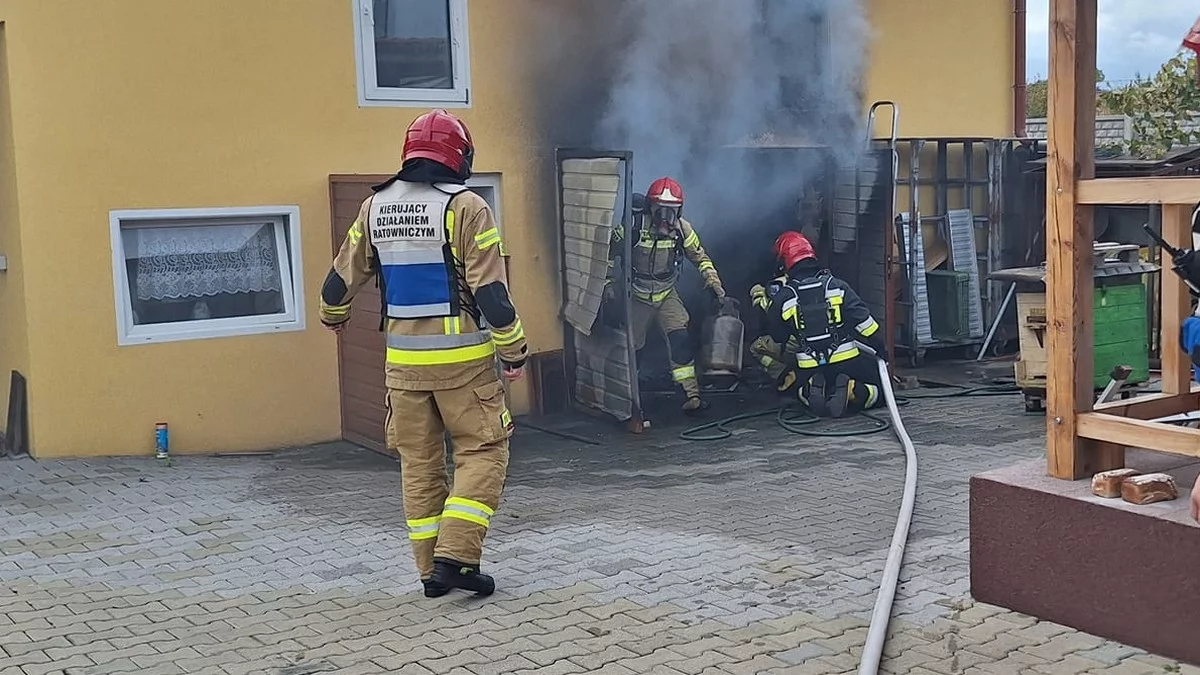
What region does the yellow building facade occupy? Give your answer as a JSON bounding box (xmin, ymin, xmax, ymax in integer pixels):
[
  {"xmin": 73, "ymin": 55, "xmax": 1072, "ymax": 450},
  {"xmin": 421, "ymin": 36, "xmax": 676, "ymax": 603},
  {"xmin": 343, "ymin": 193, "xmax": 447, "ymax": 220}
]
[{"xmin": 0, "ymin": 0, "xmax": 1014, "ymax": 458}]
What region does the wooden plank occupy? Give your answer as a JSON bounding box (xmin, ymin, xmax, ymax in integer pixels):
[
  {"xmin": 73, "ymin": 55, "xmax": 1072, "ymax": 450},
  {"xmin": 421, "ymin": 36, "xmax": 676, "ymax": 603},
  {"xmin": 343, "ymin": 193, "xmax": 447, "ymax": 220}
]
[
  {"xmin": 1045, "ymin": 0, "xmax": 1105, "ymax": 479},
  {"xmin": 1077, "ymin": 412, "xmax": 1200, "ymax": 458},
  {"xmin": 1077, "ymin": 177, "xmax": 1200, "ymax": 205},
  {"xmin": 1161, "ymin": 204, "xmax": 1193, "ymax": 394},
  {"xmin": 1093, "ymin": 390, "xmax": 1200, "ymax": 419}
]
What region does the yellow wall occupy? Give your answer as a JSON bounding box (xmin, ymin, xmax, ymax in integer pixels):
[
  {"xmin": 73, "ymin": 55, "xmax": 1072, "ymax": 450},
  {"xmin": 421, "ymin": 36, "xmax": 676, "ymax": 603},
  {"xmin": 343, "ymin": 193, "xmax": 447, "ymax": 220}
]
[
  {"xmin": 0, "ymin": 0, "xmax": 1015, "ymax": 458},
  {"xmin": 0, "ymin": 0, "xmax": 556, "ymax": 458},
  {"xmin": 0, "ymin": 23, "xmax": 29, "ymax": 426},
  {"xmin": 865, "ymin": 0, "xmax": 1015, "ymax": 138}
]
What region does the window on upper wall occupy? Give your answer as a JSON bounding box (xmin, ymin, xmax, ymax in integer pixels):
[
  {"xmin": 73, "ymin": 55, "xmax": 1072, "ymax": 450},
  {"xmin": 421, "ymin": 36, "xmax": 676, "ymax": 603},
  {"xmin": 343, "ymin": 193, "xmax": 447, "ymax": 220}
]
[
  {"xmin": 467, "ymin": 173, "xmax": 511, "ymax": 277},
  {"xmin": 109, "ymin": 207, "xmax": 306, "ymax": 346},
  {"xmin": 353, "ymin": 0, "xmax": 471, "ymax": 107}
]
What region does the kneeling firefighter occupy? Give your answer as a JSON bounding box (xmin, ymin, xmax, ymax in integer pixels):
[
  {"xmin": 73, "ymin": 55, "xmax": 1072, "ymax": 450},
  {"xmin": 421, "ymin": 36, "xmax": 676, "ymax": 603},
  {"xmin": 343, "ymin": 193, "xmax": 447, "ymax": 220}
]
[
  {"xmin": 318, "ymin": 109, "xmax": 527, "ymax": 598},
  {"xmin": 612, "ymin": 177, "xmax": 729, "ymax": 413},
  {"xmin": 765, "ymin": 231, "xmax": 888, "ymax": 418},
  {"xmin": 749, "ymin": 270, "xmax": 799, "ymax": 393}
]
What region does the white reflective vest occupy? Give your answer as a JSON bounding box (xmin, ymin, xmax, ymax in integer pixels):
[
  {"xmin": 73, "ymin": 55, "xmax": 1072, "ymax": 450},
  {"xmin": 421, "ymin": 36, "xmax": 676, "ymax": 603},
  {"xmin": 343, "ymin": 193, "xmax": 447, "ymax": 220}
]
[{"xmin": 369, "ymin": 181, "xmax": 468, "ymax": 319}]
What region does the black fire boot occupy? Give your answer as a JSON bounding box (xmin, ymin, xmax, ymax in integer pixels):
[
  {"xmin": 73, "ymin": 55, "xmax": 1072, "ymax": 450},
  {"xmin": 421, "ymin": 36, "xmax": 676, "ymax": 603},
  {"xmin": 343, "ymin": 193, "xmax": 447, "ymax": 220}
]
[
  {"xmin": 422, "ymin": 577, "xmax": 450, "ymax": 598},
  {"xmin": 431, "ymin": 558, "xmax": 496, "ymax": 597},
  {"xmin": 682, "ymin": 396, "xmax": 710, "ymax": 416},
  {"xmin": 808, "ymin": 372, "xmax": 830, "ymax": 417},
  {"xmin": 828, "ymin": 374, "xmax": 851, "ymax": 419}
]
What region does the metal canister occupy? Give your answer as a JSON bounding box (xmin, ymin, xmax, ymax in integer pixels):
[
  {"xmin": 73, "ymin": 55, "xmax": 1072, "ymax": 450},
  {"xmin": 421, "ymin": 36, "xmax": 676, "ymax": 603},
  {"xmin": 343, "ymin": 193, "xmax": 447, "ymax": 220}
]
[
  {"xmin": 155, "ymin": 422, "xmax": 169, "ymax": 459},
  {"xmin": 702, "ymin": 305, "xmax": 745, "ymax": 375}
]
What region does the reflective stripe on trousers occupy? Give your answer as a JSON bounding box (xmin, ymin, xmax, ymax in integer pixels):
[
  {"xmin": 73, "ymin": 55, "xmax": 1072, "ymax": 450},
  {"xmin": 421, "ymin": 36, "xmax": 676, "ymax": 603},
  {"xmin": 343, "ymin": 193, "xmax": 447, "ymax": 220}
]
[
  {"xmin": 672, "ymin": 364, "xmax": 696, "ymax": 382},
  {"xmin": 848, "ymin": 378, "xmax": 882, "ymax": 408},
  {"xmin": 406, "ymin": 515, "xmax": 441, "ymax": 541},
  {"xmin": 442, "ymin": 496, "xmax": 495, "ymax": 528}
]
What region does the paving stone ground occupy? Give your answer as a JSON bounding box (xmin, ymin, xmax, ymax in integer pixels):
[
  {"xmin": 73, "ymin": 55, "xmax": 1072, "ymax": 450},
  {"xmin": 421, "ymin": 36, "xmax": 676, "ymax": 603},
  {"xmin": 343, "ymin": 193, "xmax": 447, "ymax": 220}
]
[{"xmin": 0, "ymin": 393, "xmax": 1194, "ymax": 675}]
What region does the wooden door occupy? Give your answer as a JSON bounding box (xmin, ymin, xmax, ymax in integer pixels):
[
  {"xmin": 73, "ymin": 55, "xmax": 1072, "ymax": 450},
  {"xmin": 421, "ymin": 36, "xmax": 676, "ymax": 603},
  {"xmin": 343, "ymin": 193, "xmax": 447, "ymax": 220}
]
[{"xmin": 329, "ymin": 175, "xmax": 392, "ymax": 455}]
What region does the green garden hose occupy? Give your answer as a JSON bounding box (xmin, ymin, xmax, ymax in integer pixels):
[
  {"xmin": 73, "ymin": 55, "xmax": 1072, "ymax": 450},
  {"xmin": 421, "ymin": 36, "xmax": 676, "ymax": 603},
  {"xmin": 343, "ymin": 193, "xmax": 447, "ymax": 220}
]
[{"xmin": 678, "ymin": 383, "xmax": 1019, "ymax": 441}]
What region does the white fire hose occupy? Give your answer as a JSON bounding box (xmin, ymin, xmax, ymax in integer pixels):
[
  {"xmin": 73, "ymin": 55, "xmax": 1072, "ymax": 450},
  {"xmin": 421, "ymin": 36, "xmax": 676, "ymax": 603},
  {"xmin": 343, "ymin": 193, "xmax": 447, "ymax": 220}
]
[{"xmin": 853, "ymin": 342, "xmax": 918, "ymax": 675}]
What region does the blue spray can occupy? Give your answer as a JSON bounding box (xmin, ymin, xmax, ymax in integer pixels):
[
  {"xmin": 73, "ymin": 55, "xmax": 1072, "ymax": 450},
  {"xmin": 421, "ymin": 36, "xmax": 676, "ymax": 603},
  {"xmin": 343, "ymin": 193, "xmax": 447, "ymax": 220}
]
[{"xmin": 155, "ymin": 422, "xmax": 169, "ymax": 459}]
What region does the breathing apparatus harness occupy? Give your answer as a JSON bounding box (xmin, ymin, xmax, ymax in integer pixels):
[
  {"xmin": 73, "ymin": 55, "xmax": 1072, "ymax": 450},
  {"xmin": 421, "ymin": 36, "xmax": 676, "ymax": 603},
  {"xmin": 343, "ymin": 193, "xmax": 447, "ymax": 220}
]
[
  {"xmin": 788, "ymin": 269, "xmax": 849, "ymax": 367},
  {"xmin": 631, "ymin": 210, "xmax": 686, "ymax": 284}
]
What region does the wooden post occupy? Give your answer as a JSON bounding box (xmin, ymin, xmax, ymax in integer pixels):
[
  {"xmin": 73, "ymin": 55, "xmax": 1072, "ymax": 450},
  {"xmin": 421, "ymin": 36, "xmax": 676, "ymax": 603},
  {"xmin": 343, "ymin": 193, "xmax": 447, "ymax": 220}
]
[
  {"xmin": 1160, "ymin": 204, "xmax": 1194, "ymax": 395},
  {"xmin": 1045, "ymin": 0, "xmax": 1110, "ymax": 479}
]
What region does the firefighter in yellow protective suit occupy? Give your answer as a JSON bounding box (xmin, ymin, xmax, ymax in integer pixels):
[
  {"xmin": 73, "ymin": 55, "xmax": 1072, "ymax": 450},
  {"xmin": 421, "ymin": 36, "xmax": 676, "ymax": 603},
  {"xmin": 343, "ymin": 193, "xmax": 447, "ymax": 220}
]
[
  {"xmin": 764, "ymin": 232, "xmax": 888, "ymax": 417},
  {"xmin": 611, "ymin": 177, "xmax": 727, "ymax": 413},
  {"xmin": 319, "ymin": 109, "xmax": 526, "ymax": 598}
]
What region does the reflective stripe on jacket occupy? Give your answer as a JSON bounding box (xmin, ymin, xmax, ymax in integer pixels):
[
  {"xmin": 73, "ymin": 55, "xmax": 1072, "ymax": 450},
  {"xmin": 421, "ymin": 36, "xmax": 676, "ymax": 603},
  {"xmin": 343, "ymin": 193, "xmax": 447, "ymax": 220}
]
[
  {"xmin": 766, "ymin": 271, "xmax": 882, "ymax": 370},
  {"xmin": 613, "ymin": 217, "xmax": 723, "ymax": 304},
  {"xmin": 319, "ymin": 186, "xmax": 526, "ymax": 391}
]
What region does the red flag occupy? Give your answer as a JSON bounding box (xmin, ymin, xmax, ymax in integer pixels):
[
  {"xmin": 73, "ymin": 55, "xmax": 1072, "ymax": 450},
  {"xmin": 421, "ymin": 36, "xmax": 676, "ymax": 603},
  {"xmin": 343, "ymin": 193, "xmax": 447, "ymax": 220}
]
[
  {"xmin": 1187, "ymin": 16, "xmax": 1200, "ymax": 49},
  {"xmin": 1184, "ymin": 16, "xmax": 1200, "ymax": 84}
]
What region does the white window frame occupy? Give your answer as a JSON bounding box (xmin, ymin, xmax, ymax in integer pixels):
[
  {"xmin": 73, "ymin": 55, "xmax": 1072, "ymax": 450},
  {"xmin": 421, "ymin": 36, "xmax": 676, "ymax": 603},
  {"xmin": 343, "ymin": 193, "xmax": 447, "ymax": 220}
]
[
  {"xmin": 109, "ymin": 206, "xmax": 307, "ymax": 346},
  {"xmin": 467, "ymin": 173, "xmax": 502, "ymax": 235},
  {"xmin": 352, "ymin": 0, "xmax": 472, "ymax": 108}
]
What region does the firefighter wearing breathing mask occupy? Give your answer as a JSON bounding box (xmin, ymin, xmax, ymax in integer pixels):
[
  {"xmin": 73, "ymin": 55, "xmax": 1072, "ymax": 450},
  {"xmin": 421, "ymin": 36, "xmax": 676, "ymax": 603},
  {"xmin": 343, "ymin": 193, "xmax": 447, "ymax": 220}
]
[
  {"xmin": 319, "ymin": 109, "xmax": 526, "ymax": 599},
  {"xmin": 612, "ymin": 177, "xmax": 727, "ymax": 413},
  {"xmin": 765, "ymin": 231, "xmax": 887, "ymax": 417}
]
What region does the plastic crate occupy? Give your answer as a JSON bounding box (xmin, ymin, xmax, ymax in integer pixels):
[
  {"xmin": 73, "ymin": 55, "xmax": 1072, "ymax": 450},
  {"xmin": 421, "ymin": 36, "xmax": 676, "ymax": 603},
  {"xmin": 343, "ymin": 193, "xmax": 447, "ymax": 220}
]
[{"xmin": 924, "ymin": 270, "xmax": 972, "ymax": 341}]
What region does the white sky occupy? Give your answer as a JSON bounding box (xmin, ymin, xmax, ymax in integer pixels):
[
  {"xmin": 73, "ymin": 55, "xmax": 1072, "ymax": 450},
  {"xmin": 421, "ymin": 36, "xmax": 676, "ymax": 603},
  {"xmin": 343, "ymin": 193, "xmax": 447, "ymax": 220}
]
[{"xmin": 1026, "ymin": 0, "xmax": 1198, "ymax": 83}]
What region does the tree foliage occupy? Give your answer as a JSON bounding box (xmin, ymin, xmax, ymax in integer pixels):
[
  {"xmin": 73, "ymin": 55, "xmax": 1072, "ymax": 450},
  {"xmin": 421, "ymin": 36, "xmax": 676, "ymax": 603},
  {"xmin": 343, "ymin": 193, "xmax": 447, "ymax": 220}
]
[
  {"xmin": 1026, "ymin": 69, "xmax": 1107, "ymax": 118},
  {"xmin": 1101, "ymin": 52, "xmax": 1200, "ymax": 158},
  {"xmin": 1026, "ymin": 79, "xmax": 1048, "ymax": 118}
]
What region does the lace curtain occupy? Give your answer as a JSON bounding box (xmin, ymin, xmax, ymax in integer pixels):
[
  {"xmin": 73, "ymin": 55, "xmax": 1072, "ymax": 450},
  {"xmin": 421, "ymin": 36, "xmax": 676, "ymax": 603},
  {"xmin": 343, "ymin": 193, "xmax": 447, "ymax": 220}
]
[{"xmin": 130, "ymin": 223, "xmax": 283, "ymax": 302}]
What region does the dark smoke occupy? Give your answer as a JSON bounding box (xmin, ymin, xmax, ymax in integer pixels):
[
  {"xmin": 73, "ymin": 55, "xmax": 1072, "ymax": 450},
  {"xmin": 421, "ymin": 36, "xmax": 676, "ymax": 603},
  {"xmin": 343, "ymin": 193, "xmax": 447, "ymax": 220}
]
[
  {"xmin": 529, "ymin": 0, "xmax": 874, "ymax": 385},
  {"xmin": 595, "ymin": 0, "xmax": 871, "ymax": 306},
  {"xmin": 599, "ymin": 0, "xmax": 867, "ymax": 177}
]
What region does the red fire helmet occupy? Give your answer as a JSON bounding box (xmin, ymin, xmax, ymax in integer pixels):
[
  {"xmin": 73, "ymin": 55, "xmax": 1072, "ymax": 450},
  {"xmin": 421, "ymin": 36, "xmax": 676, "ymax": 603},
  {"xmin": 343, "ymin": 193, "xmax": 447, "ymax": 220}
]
[
  {"xmin": 402, "ymin": 109, "xmax": 475, "ymax": 177},
  {"xmin": 773, "ymin": 231, "xmax": 816, "ymax": 269},
  {"xmin": 647, "ymin": 177, "xmax": 685, "ymax": 205}
]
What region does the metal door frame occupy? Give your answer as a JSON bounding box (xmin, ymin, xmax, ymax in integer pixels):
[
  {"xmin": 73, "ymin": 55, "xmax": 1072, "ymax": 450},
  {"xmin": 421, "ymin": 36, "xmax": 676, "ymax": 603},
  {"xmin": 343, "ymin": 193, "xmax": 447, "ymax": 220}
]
[{"xmin": 554, "ymin": 148, "xmax": 644, "ymax": 432}]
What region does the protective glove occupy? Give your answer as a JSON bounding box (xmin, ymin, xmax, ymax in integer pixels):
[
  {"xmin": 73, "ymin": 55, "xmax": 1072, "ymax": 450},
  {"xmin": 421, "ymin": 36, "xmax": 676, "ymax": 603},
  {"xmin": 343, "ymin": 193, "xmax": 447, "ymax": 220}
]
[
  {"xmin": 775, "ymin": 370, "xmax": 798, "ymax": 393},
  {"xmin": 749, "ymin": 285, "xmax": 768, "ymax": 311},
  {"xmin": 501, "ymin": 362, "xmax": 525, "ymax": 381}
]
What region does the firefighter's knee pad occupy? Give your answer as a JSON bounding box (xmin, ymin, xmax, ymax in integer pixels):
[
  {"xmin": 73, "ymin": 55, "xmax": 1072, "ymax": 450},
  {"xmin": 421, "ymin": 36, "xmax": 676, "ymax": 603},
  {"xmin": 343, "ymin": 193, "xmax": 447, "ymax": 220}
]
[{"xmin": 667, "ymin": 329, "xmax": 693, "ymax": 365}]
